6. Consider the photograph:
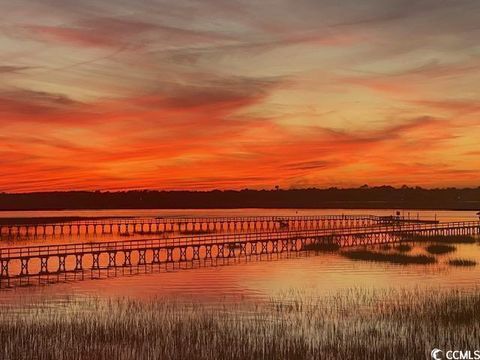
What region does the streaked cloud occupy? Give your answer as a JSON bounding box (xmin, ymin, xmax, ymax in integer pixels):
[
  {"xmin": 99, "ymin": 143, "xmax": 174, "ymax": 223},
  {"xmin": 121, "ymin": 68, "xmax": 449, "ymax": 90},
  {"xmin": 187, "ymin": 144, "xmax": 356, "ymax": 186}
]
[{"xmin": 0, "ymin": 0, "xmax": 478, "ymax": 191}]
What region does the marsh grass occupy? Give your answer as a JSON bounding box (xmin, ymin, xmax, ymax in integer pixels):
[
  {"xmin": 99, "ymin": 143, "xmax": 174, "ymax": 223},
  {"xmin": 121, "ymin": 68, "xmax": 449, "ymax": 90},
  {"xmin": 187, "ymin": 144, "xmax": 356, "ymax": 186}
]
[
  {"xmin": 401, "ymin": 234, "xmax": 476, "ymax": 244},
  {"xmin": 449, "ymin": 259, "xmax": 477, "ymax": 267},
  {"xmin": 302, "ymin": 242, "xmax": 340, "ymax": 252},
  {"xmin": 342, "ymin": 250, "xmax": 436, "ymax": 265},
  {"xmin": 394, "ymin": 244, "xmax": 412, "ymax": 252},
  {"xmin": 2, "ymin": 288, "xmax": 480, "ymax": 360},
  {"xmin": 426, "ymin": 244, "xmax": 456, "ymax": 255}
]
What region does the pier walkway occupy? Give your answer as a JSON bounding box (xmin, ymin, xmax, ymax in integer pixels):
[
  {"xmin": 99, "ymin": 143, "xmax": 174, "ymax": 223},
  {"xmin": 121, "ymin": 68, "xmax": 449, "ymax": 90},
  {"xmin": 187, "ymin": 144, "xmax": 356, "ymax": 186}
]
[
  {"xmin": 0, "ymin": 219, "xmax": 478, "ymax": 285},
  {"xmin": 0, "ymin": 214, "xmax": 422, "ymax": 238}
]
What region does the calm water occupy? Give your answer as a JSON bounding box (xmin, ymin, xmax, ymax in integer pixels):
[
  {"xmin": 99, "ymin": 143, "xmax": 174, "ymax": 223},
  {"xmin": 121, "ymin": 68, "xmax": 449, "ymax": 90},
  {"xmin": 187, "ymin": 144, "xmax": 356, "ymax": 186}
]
[{"xmin": 0, "ymin": 209, "xmax": 479, "ymax": 306}]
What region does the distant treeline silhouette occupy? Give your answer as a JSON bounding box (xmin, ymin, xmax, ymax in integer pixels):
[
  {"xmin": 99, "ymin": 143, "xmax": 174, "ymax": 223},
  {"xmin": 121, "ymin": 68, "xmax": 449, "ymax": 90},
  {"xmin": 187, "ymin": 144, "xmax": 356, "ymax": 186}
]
[{"xmin": 1, "ymin": 186, "xmax": 480, "ymax": 210}]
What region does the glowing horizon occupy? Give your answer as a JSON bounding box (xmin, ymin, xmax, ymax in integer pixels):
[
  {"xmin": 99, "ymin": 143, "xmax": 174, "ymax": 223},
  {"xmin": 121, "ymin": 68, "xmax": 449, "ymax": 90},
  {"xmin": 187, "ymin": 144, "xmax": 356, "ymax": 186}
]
[{"xmin": 1, "ymin": 0, "xmax": 479, "ymax": 192}]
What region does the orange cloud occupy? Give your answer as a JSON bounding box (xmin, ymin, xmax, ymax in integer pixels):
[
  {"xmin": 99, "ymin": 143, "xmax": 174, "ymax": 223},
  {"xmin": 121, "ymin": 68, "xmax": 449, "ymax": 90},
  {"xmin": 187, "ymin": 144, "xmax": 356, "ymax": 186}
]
[{"xmin": 0, "ymin": 0, "xmax": 479, "ymax": 191}]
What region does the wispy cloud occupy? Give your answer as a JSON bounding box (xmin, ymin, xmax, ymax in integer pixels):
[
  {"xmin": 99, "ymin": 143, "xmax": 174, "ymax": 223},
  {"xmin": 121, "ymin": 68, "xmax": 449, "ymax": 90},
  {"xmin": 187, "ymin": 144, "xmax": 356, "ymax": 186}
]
[{"xmin": 0, "ymin": 0, "xmax": 478, "ymax": 191}]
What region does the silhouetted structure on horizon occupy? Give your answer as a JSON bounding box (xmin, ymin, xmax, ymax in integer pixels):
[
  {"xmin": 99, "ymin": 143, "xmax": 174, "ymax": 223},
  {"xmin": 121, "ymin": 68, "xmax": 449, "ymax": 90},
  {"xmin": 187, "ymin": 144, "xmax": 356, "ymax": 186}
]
[{"xmin": 1, "ymin": 186, "xmax": 480, "ymax": 210}]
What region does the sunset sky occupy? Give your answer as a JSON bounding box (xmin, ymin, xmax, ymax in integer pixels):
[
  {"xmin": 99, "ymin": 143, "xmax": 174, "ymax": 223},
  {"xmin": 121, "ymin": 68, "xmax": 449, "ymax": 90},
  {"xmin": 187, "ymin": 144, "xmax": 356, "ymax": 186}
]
[{"xmin": 1, "ymin": 0, "xmax": 479, "ymax": 192}]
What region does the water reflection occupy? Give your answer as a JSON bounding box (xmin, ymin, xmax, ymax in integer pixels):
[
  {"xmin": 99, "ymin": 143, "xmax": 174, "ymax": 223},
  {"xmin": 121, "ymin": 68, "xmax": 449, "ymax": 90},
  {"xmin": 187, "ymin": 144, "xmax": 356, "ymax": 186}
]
[{"xmin": 0, "ymin": 209, "xmax": 478, "ymax": 308}]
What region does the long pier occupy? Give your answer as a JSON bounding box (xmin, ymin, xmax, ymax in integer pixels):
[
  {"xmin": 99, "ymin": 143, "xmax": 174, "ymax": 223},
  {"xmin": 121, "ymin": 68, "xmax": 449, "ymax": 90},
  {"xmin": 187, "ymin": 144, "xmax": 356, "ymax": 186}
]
[
  {"xmin": 0, "ymin": 220, "xmax": 478, "ymax": 286},
  {"xmin": 0, "ymin": 215, "xmax": 398, "ymax": 238}
]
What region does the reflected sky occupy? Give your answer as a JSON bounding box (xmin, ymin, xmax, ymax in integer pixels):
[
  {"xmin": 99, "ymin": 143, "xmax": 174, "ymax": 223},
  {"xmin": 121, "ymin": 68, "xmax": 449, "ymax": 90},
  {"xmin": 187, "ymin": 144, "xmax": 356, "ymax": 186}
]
[{"xmin": 0, "ymin": 209, "xmax": 479, "ymax": 307}]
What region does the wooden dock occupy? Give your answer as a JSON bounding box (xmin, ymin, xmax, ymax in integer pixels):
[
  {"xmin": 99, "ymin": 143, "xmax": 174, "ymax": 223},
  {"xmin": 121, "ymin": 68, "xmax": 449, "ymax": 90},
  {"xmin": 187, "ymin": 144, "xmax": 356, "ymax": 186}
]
[
  {"xmin": 0, "ymin": 214, "xmax": 399, "ymax": 239},
  {"xmin": 0, "ymin": 218, "xmax": 477, "ymax": 287}
]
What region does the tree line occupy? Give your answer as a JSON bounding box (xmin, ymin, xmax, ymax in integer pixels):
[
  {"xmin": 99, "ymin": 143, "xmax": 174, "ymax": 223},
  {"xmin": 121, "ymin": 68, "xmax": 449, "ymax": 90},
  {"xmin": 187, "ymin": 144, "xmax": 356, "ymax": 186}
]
[{"xmin": 1, "ymin": 186, "xmax": 480, "ymax": 210}]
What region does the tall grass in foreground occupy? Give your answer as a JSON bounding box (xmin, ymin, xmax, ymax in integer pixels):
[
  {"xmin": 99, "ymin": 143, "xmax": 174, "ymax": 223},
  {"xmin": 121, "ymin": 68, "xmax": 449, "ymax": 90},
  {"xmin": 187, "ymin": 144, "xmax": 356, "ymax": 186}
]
[{"xmin": 2, "ymin": 288, "xmax": 480, "ymax": 360}]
